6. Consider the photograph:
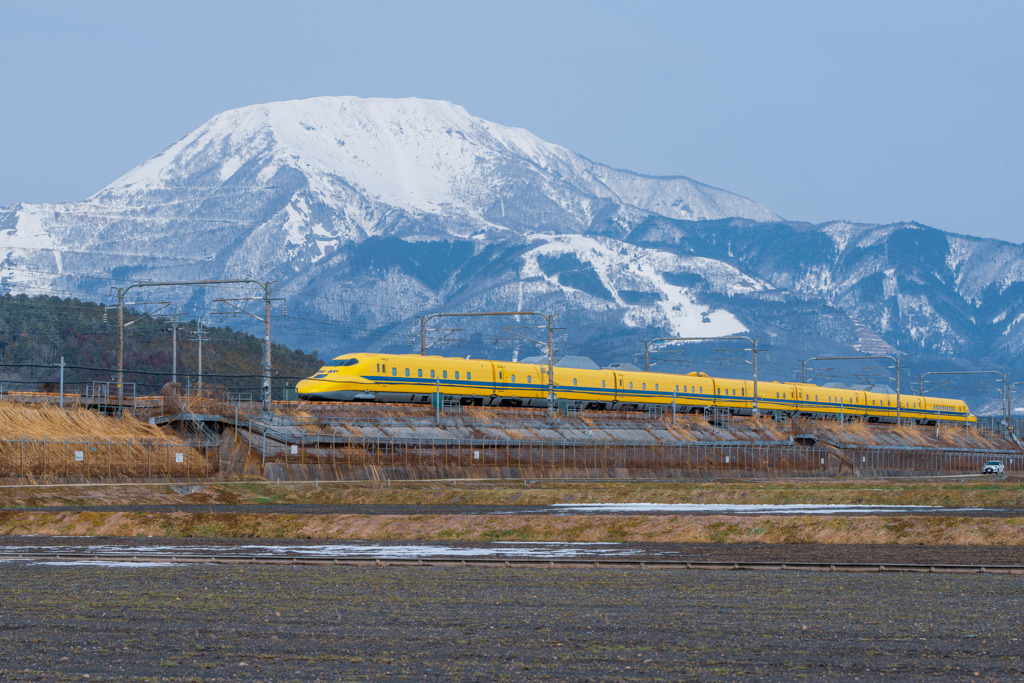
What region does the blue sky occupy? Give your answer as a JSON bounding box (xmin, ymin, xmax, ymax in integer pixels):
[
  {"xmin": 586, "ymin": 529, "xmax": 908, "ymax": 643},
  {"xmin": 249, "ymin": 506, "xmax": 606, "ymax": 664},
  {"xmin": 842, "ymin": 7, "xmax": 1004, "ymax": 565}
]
[{"xmin": 1, "ymin": 0, "xmax": 1021, "ymax": 242}]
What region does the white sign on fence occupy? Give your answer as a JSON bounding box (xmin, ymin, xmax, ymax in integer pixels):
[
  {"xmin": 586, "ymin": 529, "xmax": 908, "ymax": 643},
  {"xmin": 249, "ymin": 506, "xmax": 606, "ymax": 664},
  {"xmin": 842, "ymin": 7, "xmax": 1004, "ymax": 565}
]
[
  {"xmin": 291, "ymin": 445, "xmax": 298, "ymax": 455},
  {"xmin": 175, "ymin": 453, "xmax": 184, "ymax": 463},
  {"xmin": 74, "ymin": 451, "xmax": 83, "ymax": 462},
  {"xmin": 473, "ymin": 450, "xmax": 480, "ymax": 460},
  {"xmin": 725, "ymin": 455, "xmax": 729, "ymax": 463}
]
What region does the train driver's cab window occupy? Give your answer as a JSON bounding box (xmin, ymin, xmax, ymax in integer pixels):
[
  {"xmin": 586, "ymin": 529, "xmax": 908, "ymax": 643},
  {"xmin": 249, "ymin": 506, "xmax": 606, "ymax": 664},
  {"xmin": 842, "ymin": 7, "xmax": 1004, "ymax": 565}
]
[
  {"xmin": 405, "ymin": 368, "xmax": 410, "ymax": 377},
  {"xmin": 392, "ymin": 368, "xmax": 397, "ymax": 377},
  {"xmin": 418, "ymin": 369, "xmax": 423, "ymax": 378}
]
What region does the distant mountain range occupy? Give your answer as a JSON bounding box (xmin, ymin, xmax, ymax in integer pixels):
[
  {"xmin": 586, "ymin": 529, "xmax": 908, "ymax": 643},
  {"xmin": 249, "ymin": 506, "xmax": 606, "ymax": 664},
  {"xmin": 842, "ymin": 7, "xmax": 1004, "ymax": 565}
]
[{"xmin": 1, "ymin": 96, "xmax": 1021, "ymax": 412}]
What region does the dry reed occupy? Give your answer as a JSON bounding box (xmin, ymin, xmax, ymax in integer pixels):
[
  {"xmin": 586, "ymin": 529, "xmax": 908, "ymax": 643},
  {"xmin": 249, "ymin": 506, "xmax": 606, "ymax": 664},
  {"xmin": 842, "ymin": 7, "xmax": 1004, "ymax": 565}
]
[{"xmin": 0, "ymin": 404, "xmax": 213, "ymax": 480}]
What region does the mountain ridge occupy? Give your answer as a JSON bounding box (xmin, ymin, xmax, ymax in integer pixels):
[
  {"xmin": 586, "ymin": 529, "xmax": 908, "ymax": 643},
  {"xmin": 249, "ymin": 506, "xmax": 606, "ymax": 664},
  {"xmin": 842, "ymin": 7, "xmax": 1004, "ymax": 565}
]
[{"xmin": 1, "ymin": 95, "xmax": 1021, "ymax": 410}]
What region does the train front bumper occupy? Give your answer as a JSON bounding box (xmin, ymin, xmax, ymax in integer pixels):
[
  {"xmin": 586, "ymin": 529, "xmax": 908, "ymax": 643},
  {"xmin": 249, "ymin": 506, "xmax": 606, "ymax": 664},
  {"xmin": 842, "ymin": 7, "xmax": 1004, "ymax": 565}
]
[{"xmin": 295, "ymin": 378, "xmax": 376, "ymax": 401}]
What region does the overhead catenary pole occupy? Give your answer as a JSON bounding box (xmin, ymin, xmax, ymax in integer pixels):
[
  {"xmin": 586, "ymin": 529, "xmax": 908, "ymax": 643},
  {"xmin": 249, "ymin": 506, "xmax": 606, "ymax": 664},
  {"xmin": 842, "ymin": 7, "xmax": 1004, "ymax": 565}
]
[
  {"xmin": 643, "ymin": 336, "xmax": 760, "ymax": 418},
  {"xmin": 803, "ymin": 355, "xmax": 903, "ymax": 423},
  {"xmin": 920, "ymin": 370, "xmax": 1010, "ymax": 430},
  {"xmin": 418, "ymin": 310, "xmax": 558, "ymax": 416},
  {"xmin": 112, "ymin": 278, "xmax": 280, "ymax": 412}
]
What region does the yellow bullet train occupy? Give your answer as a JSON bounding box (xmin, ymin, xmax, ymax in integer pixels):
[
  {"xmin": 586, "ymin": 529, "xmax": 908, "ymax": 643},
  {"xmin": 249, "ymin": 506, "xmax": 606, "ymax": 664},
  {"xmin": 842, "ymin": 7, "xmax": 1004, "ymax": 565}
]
[{"xmin": 295, "ymin": 352, "xmax": 976, "ymax": 425}]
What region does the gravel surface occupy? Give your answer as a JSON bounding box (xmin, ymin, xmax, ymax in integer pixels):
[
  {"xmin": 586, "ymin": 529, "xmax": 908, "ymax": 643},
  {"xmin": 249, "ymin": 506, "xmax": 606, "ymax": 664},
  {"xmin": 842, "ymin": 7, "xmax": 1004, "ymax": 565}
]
[{"xmin": 0, "ymin": 563, "xmax": 1021, "ymax": 681}]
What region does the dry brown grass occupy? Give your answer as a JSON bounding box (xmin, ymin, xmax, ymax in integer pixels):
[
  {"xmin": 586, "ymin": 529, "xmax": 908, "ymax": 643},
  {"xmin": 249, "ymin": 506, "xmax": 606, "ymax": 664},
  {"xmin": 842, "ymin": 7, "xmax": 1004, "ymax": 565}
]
[
  {"xmin": 0, "ymin": 510, "xmax": 1021, "ymax": 546},
  {"xmin": 0, "ymin": 404, "xmax": 212, "ymax": 480}
]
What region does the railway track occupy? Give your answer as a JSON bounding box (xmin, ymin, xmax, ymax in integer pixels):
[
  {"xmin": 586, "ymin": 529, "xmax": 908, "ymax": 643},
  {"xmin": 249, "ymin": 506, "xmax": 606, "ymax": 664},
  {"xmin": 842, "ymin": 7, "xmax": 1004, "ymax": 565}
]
[{"xmin": 4, "ymin": 551, "xmax": 1023, "ymax": 574}]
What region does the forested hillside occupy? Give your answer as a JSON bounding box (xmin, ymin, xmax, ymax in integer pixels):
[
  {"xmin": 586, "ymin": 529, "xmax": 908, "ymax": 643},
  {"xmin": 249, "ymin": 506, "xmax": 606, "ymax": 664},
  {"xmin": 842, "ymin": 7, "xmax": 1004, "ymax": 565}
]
[{"xmin": 0, "ymin": 294, "xmax": 322, "ymax": 397}]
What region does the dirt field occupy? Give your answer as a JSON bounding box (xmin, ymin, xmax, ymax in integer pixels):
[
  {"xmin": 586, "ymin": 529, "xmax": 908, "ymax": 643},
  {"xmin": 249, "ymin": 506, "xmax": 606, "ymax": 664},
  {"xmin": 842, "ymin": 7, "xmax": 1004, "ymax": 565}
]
[{"xmin": 0, "ymin": 563, "xmax": 1020, "ymax": 681}]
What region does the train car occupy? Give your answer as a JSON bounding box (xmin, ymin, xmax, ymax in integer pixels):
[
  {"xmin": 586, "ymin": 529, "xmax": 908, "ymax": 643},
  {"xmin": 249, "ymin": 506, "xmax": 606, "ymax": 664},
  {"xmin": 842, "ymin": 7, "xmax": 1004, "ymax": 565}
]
[{"xmin": 296, "ymin": 351, "xmax": 976, "ymax": 424}]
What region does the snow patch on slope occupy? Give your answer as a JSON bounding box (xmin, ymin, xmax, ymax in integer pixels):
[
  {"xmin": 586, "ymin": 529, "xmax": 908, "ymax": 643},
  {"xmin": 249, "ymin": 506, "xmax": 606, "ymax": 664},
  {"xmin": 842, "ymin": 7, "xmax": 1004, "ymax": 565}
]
[{"xmin": 522, "ymin": 234, "xmax": 759, "ymax": 336}]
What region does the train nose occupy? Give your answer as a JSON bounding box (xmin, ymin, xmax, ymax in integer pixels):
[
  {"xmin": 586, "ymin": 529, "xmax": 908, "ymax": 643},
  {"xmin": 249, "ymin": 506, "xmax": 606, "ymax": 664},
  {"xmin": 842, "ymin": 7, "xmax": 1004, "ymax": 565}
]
[{"xmin": 295, "ymin": 379, "xmax": 318, "ymax": 396}]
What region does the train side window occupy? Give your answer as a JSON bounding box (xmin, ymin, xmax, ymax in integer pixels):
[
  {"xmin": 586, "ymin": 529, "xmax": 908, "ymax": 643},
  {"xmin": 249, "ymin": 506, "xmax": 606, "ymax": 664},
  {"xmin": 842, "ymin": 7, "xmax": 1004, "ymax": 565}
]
[
  {"xmin": 418, "ymin": 369, "xmax": 423, "ymax": 378},
  {"xmin": 642, "ymin": 383, "xmax": 646, "ymax": 390},
  {"xmin": 675, "ymin": 385, "xmax": 679, "ymax": 392},
  {"xmin": 455, "ymin": 371, "xmax": 459, "ymax": 379},
  {"xmin": 528, "ymin": 376, "xmax": 532, "ymax": 384},
  {"xmin": 467, "ymin": 372, "xmax": 471, "ymax": 380},
  {"xmin": 655, "ymin": 384, "xmax": 659, "ymax": 391},
  {"xmin": 602, "ymin": 380, "xmax": 606, "ymax": 388},
  {"xmin": 429, "ymin": 370, "xmax": 435, "ymax": 379},
  {"xmin": 629, "ymin": 382, "xmax": 633, "ymax": 390},
  {"xmin": 376, "ymin": 364, "xmax": 380, "ymax": 372},
  {"xmin": 392, "ymin": 368, "xmax": 397, "ymax": 377},
  {"xmin": 573, "ymin": 378, "xmax": 578, "ymax": 386},
  {"xmin": 405, "ymin": 368, "xmax": 410, "ymax": 377},
  {"xmin": 619, "ymin": 379, "xmax": 623, "ymax": 387},
  {"xmin": 741, "ymin": 388, "xmax": 745, "ymax": 396},
  {"xmin": 699, "ymin": 387, "xmax": 703, "ymax": 394},
  {"xmin": 442, "ymin": 370, "xmax": 447, "ymax": 379},
  {"xmin": 499, "ymin": 372, "xmax": 503, "ymax": 380},
  {"xmin": 776, "ymin": 392, "xmax": 779, "ymax": 399},
  {"xmin": 511, "ymin": 374, "xmax": 516, "ymax": 383}
]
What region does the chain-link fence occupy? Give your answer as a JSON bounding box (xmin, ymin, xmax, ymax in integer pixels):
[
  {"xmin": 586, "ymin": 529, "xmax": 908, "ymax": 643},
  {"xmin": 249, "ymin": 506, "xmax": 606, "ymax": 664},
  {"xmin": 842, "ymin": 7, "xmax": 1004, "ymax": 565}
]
[{"xmin": 0, "ymin": 438, "xmax": 218, "ymax": 483}]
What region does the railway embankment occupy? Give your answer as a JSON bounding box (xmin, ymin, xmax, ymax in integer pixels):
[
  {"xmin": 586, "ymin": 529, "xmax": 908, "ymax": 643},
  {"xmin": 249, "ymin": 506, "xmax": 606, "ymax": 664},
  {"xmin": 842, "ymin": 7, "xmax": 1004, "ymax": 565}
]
[{"xmin": 0, "ymin": 396, "xmax": 1020, "ymax": 483}]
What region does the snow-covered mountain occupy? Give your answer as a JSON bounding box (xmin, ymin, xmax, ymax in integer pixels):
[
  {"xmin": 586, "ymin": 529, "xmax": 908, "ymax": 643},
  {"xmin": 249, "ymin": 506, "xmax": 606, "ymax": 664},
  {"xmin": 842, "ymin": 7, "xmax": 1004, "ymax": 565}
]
[{"xmin": 1, "ymin": 96, "xmax": 1022, "ymax": 392}]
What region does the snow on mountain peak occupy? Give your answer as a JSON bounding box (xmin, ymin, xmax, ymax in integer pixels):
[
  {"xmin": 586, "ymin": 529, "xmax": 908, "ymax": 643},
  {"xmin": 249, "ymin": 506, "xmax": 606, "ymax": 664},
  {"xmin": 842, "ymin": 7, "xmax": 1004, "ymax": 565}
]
[{"xmin": 94, "ymin": 95, "xmax": 780, "ymax": 225}]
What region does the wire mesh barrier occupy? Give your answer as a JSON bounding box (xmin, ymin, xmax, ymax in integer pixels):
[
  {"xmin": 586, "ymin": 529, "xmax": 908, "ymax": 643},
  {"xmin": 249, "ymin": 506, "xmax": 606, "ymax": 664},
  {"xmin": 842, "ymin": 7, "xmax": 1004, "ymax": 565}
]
[
  {"xmin": 246, "ymin": 432, "xmax": 831, "ymax": 479},
  {"xmin": 0, "ymin": 438, "xmax": 219, "ymax": 483}
]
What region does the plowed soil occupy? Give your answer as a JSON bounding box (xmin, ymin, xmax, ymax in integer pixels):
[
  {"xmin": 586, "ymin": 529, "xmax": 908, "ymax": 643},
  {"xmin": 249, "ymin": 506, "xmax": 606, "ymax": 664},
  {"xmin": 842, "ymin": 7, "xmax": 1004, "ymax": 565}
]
[{"xmin": 0, "ymin": 563, "xmax": 1021, "ymax": 681}]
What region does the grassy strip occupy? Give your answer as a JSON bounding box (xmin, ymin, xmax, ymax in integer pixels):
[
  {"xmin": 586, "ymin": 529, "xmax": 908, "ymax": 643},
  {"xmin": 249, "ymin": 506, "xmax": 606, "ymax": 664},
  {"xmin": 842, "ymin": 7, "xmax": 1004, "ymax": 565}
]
[
  {"xmin": 2, "ymin": 479, "xmax": 1023, "ymax": 509},
  {"xmin": 1, "ymin": 511, "xmax": 1023, "ymax": 546}
]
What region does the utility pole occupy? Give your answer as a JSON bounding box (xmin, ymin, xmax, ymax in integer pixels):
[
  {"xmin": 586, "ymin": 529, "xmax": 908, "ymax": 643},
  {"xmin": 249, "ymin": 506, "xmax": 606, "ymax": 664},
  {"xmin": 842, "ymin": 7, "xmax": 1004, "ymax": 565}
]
[
  {"xmin": 58, "ymin": 356, "xmax": 64, "ymax": 408},
  {"xmin": 191, "ymin": 319, "xmax": 209, "ymax": 394},
  {"xmin": 210, "ymin": 280, "xmax": 280, "ymax": 411},
  {"xmin": 168, "ymin": 321, "xmax": 185, "ymax": 384}
]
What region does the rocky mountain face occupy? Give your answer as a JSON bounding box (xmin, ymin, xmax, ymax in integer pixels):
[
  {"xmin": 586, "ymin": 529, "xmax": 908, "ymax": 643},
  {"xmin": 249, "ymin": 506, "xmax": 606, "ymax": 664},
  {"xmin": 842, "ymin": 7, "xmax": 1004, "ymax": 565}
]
[{"xmin": 1, "ymin": 96, "xmax": 1021, "ymax": 408}]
